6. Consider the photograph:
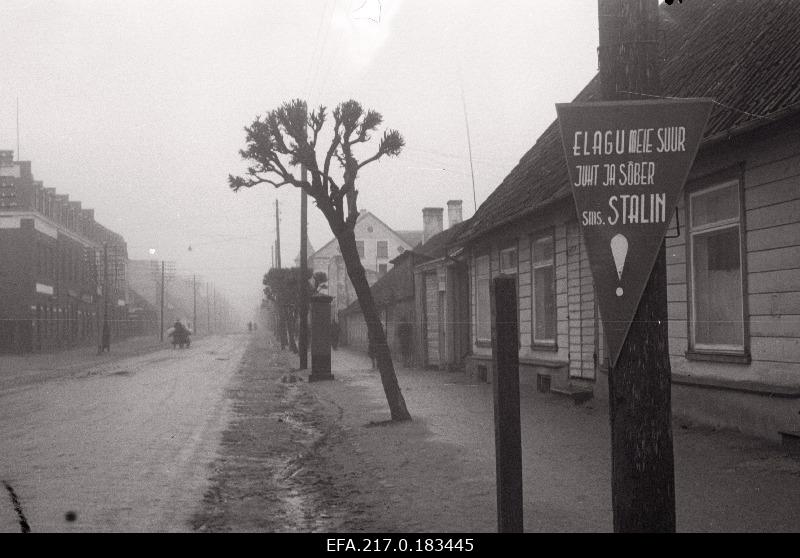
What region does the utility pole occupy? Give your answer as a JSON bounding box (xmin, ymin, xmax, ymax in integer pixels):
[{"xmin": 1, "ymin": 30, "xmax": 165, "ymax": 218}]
[
  {"xmin": 193, "ymin": 274, "xmax": 197, "ymax": 334},
  {"xmin": 275, "ymin": 199, "xmax": 282, "ymax": 268},
  {"xmin": 598, "ymin": 0, "xmax": 675, "ymax": 532},
  {"xmin": 299, "ymin": 165, "xmax": 309, "ymax": 369},
  {"xmin": 103, "ymin": 242, "xmax": 110, "ymax": 350},
  {"xmin": 160, "ymin": 260, "xmax": 165, "ymax": 342}
]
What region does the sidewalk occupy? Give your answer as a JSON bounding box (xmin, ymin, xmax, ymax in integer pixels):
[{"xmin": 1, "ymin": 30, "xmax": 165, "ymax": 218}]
[
  {"xmin": 191, "ymin": 331, "xmax": 800, "ymax": 532},
  {"xmin": 310, "ymin": 348, "xmax": 800, "ymax": 532}
]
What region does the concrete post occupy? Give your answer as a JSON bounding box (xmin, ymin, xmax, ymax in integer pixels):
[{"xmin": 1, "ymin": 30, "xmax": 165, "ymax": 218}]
[{"xmin": 309, "ymin": 294, "xmax": 334, "ymax": 382}]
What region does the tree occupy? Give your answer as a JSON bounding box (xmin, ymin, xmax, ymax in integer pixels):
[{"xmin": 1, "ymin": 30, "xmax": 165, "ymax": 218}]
[
  {"xmin": 231, "ymin": 101, "xmax": 411, "ymax": 422},
  {"xmin": 263, "ymin": 267, "xmax": 325, "ymax": 353}
]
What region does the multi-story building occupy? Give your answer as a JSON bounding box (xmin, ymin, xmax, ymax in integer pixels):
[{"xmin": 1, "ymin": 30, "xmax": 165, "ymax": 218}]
[
  {"xmin": 0, "ymin": 150, "xmax": 129, "ymax": 353},
  {"xmin": 309, "ymin": 210, "xmax": 422, "ymax": 316}
]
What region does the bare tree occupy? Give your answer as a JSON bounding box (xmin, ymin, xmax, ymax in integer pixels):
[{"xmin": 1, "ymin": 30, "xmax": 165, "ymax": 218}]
[{"xmin": 230, "ymin": 99, "xmax": 411, "ymax": 422}]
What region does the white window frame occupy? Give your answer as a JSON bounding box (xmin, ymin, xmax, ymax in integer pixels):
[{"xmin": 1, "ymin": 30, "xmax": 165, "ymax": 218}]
[
  {"xmin": 531, "ymin": 231, "xmax": 556, "ymax": 346},
  {"xmin": 377, "ymin": 240, "xmax": 388, "ymax": 259},
  {"xmin": 499, "ymin": 246, "xmax": 518, "ymax": 275},
  {"xmin": 475, "ymin": 254, "xmax": 491, "ymax": 343},
  {"xmin": 688, "ymin": 179, "xmax": 746, "ymax": 353}
]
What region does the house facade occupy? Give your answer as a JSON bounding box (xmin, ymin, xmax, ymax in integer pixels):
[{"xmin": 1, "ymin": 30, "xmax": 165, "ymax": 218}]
[
  {"xmin": 309, "ymin": 210, "xmax": 421, "ymax": 316},
  {"xmin": 413, "ymin": 201, "xmax": 471, "ymax": 371},
  {"xmin": 452, "ymin": 0, "xmax": 800, "ymax": 440},
  {"xmin": 339, "ymin": 249, "xmax": 424, "ymax": 367}
]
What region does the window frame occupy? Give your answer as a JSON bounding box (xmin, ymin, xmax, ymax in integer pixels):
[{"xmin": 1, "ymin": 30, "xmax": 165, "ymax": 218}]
[
  {"xmin": 475, "ymin": 253, "xmax": 491, "ymax": 345},
  {"xmin": 530, "ymin": 229, "xmax": 557, "ymax": 348},
  {"xmin": 499, "ymin": 245, "xmax": 518, "ymax": 275},
  {"xmin": 377, "ymin": 240, "xmax": 388, "ymax": 259},
  {"xmin": 686, "ymin": 171, "xmax": 750, "ymax": 360}
]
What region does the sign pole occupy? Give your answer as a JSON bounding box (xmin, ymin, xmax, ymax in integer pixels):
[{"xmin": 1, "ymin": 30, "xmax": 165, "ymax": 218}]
[
  {"xmin": 490, "ymin": 275, "xmax": 523, "ymax": 533},
  {"xmin": 299, "ymin": 165, "xmax": 309, "ymax": 370},
  {"xmin": 558, "ymin": 1, "xmax": 711, "ymax": 533},
  {"xmin": 599, "ymin": 0, "xmax": 673, "ymax": 532}
]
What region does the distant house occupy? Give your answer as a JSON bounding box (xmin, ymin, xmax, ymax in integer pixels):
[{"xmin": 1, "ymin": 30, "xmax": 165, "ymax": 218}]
[
  {"xmin": 293, "ymin": 240, "xmax": 316, "ymax": 268},
  {"xmin": 309, "ymin": 210, "xmax": 421, "ymax": 316},
  {"xmin": 413, "ymin": 201, "xmax": 471, "ymax": 371},
  {"xmin": 453, "ymin": 0, "xmax": 800, "ymax": 440},
  {"xmin": 339, "ymin": 248, "xmax": 425, "ymax": 366}
]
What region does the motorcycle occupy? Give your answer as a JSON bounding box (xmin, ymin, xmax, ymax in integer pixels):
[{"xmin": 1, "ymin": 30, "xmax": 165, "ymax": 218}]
[{"xmin": 167, "ymin": 325, "xmax": 191, "ymax": 349}]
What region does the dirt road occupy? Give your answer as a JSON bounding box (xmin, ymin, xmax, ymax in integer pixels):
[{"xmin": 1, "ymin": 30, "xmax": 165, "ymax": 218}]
[{"xmin": 0, "ymin": 334, "xmax": 247, "ymax": 532}]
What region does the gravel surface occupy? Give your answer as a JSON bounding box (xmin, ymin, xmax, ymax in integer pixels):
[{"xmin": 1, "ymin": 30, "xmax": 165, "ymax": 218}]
[{"xmin": 194, "ymin": 311, "xmax": 800, "ymax": 532}]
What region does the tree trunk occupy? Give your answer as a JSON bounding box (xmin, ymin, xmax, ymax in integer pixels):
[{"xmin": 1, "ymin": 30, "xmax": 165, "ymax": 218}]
[
  {"xmin": 337, "ymin": 227, "xmax": 412, "ymax": 421},
  {"xmin": 277, "ymin": 304, "xmax": 288, "ymax": 349},
  {"xmin": 287, "ymin": 307, "xmax": 298, "ymax": 353}
]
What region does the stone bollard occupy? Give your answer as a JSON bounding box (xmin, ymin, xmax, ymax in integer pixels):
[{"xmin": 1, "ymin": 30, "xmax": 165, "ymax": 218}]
[{"xmin": 308, "ymin": 294, "xmax": 334, "ymax": 382}]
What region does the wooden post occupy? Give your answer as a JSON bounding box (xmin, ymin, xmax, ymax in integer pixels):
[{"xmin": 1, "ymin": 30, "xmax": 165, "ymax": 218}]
[
  {"xmin": 598, "ymin": 0, "xmax": 676, "ymax": 532},
  {"xmin": 160, "ymin": 260, "xmax": 165, "ymax": 342},
  {"xmin": 309, "ymin": 294, "xmax": 334, "ymax": 382},
  {"xmin": 490, "ymin": 275, "xmax": 523, "ymax": 533},
  {"xmin": 299, "ymin": 165, "xmax": 309, "ymax": 369},
  {"xmin": 275, "ymin": 199, "xmax": 281, "ymax": 269}
]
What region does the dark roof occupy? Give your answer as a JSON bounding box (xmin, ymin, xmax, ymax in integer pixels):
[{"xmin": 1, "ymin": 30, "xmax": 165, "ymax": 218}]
[
  {"xmin": 414, "ymin": 219, "xmax": 471, "ymax": 260},
  {"xmin": 396, "ymin": 230, "xmax": 424, "ymax": 248},
  {"xmin": 341, "ymin": 221, "xmax": 471, "ymax": 316},
  {"xmin": 340, "ymin": 267, "xmax": 405, "ymax": 315},
  {"xmin": 458, "ymin": 0, "xmax": 800, "ymax": 243}
]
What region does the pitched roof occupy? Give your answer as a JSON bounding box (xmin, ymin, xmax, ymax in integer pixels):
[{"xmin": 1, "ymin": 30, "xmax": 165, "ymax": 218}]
[
  {"xmin": 310, "ymin": 211, "xmax": 420, "ymax": 260},
  {"xmin": 340, "ymin": 261, "xmax": 412, "ymax": 314},
  {"xmin": 458, "ymin": 0, "xmax": 800, "ymax": 243},
  {"xmin": 395, "ymin": 230, "xmax": 424, "ymax": 248},
  {"xmin": 414, "ymin": 219, "xmax": 471, "ymax": 260}
]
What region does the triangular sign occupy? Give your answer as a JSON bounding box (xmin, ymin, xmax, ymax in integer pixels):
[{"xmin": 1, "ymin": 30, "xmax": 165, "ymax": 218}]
[{"xmin": 556, "ymin": 99, "xmax": 713, "ymax": 368}]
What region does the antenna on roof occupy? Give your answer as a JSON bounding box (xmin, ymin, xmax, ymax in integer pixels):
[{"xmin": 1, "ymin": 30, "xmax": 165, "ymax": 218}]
[
  {"xmin": 16, "ymin": 96, "xmax": 20, "ymax": 161},
  {"xmin": 459, "ymin": 70, "xmax": 478, "ymax": 215}
]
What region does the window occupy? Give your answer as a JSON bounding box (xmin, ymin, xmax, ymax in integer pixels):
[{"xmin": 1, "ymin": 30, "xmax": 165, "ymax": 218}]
[
  {"xmin": 689, "ymin": 180, "xmax": 745, "ymax": 352},
  {"xmin": 378, "ymin": 263, "xmax": 388, "ymax": 276},
  {"xmin": 377, "ymin": 240, "xmax": 388, "ymax": 259},
  {"xmin": 476, "ymin": 255, "xmax": 491, "ymax": 342},
  {"xmin": 532, "ymin": 233, "xmax": 556, "ymax": 345},
  {"xmin": 356, "ymin": 240, "xmax": 365, "ymax": 258},
  {"xmin": 500, "ymin": 246, "xmax": 517, "ymax": 274}
]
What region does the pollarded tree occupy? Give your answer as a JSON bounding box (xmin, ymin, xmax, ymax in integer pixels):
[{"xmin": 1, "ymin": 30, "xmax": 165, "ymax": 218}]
[{"xmin": 231, "ymin": 99, "xmax": 411, "ymax": 422}]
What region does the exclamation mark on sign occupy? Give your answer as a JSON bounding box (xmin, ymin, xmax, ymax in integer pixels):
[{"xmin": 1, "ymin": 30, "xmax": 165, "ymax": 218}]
[{"xmin": 611, "ymin": 234, "xmax": 628, "ymax": 297}]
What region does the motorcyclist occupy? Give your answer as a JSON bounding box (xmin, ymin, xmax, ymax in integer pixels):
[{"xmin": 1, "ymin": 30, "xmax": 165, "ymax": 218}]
[{"xmin": 170, "ymin": 319, "xmax": 190, "ymax": 348}]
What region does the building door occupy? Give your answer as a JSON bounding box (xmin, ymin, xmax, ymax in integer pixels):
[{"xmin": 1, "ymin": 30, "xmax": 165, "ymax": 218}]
[
  {"xmin": 424, "ymin": 272, "xmax": 440, "ymax": 367},
  {"xmin": 448, "ymin": 264, "xmax": 471, "ymax": 370}
]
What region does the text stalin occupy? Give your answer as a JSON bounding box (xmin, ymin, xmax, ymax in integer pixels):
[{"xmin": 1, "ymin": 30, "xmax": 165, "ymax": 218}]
[{"xmin": 581, "ymin": 192, "xmax": 667, "ymax": 226}]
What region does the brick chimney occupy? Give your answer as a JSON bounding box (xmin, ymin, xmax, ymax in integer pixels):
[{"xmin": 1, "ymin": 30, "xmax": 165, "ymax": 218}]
[
  {"xmin": 422, "ymin": 207, "xmax": 443, "ymax": 244},
  {"xmin": 447, "ymin": 200, "xmax": 463, "ymax": 229}
]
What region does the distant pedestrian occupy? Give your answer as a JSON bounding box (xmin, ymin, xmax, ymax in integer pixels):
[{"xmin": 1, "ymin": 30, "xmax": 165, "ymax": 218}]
[
  {"xmin": 248, "ymin": 321, "xmax": 253, "ymax": 332},
  {"xmin": 397, "ymin": 319, "xmax": 412, "ymax": 367},
  {"xmin": 368, "ymin": 340, "xmax": 377, "ymax": 370},
  {"xmin": 98, "ymin": 323, "xmax": 110, "ymax": 354}
]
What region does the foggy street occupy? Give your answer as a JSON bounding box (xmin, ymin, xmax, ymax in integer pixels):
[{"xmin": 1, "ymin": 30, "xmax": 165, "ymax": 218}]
[
  {"xmin": 0, "ymin": 334, "xmax": 246, "ymax": 532},
  {"xmin": 1, "ymin": 0, "xmax": 799, "ymax": 537}
]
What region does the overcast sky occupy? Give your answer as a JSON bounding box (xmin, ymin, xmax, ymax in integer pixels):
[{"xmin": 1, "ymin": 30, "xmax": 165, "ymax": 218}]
[{"xmin": 0, "ymin": 0, "xmax": 599, "ymax": 320}]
